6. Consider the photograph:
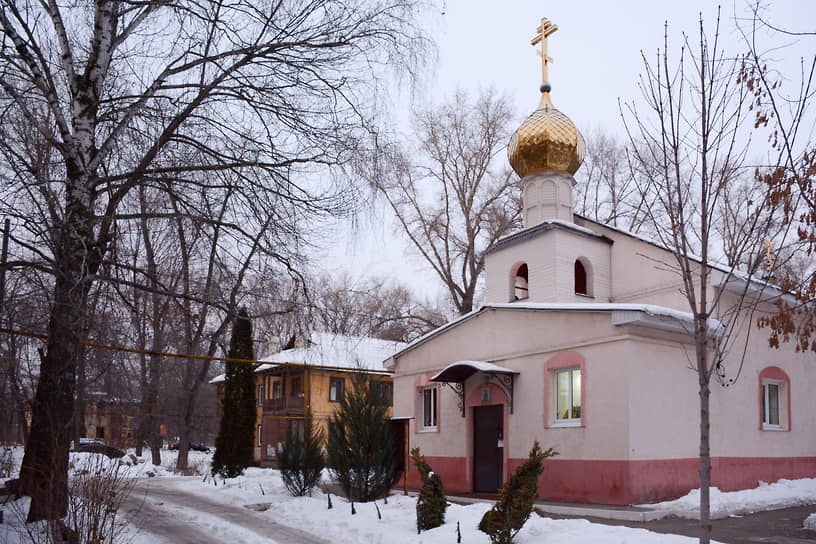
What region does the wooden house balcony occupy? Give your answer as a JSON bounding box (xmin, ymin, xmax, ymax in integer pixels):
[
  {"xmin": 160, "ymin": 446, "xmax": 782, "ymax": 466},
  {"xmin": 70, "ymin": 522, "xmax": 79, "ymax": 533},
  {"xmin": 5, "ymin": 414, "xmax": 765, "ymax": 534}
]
[{"xmin": 263, "ymin": 395, "xmax": 305, "ymax": 413}]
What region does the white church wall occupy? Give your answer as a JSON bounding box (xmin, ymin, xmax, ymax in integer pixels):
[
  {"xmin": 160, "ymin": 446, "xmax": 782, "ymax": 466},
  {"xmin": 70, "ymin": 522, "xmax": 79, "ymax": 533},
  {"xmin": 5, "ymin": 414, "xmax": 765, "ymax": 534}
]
[
  {"xmin": 484, "ymin": 234, "xmax": 557, "ymax": 303},
  {"xmin": 574, "ymin": 218, "xmax": 690, "ymax": 310},
  {"xmin": 707, "ymin": 290, "xmax": 816, "ymax": 459},
  {"xmin": 550, "ymin": 229, "xmax": 611, "ymax": 302},
  {"xmin": 621, "ymin": 337, "xmax": 701, "ymax": 460},
  {"xmin": 484, "ymin": 227, "xmax": 611, "ymax": 304}
]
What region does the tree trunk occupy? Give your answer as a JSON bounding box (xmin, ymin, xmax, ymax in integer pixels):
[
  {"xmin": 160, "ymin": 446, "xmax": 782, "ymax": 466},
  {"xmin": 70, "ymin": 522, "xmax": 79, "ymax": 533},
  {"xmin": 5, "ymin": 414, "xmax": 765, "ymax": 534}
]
[
  {"xmin": 697, "ymin": 341, "xmax": 712, "ymax": 544},
  {"xmin": 176, "ymin": 400, "xmax": 192, "ymax": 473},
  {"xmin": 19, "ymin": 177, "xmax": 99, "ymax": 521},
  {"xmin": 19, "ymin": 271, "xmax": 86, "ymax": 520},
  {"xmin": 147, "ymin": 350, "xmax": 163, "ymax": 466}
]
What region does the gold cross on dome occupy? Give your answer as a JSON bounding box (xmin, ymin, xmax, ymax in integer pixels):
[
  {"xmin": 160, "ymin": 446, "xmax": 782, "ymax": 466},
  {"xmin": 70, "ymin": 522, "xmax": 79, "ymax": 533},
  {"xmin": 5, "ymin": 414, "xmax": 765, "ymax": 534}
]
[
  {"xmin": 531, "ymin": 17, "xmax": 558, "ymax": 85},
  {"xmin": 763, "ymin": 240, "xmax": 773, "ymax": 271}
]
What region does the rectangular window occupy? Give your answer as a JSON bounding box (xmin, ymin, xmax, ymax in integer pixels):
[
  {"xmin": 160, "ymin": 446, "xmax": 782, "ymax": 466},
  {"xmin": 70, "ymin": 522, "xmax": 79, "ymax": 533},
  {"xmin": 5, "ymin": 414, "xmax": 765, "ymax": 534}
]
[
  {"xmin": 330, "ymin": 377, "xmax": 344, "ymax": 402},
  {"xmin": 421, "ymin": 387, "xmax": 437, "ymax": 430},
  {"xmin": 258, "ymin": 384, "xmax": 264, "ymax": 406},
  {"xmin": 372, "ymin": 381, "xmax": 393, "ymax": 406},
  {"xmin": 381, "ymin": 382, "xmax": 393, "ymax": 406},
  {"xmin": 762, "ymin": 382, "xmax": 781, "ymax": 428},
  {"xmin": 290, "ymin": 420, "xmax": 304, "ymax": 441},
  {"xmin": 554, "ymin": 368, "xmax": 581, "ymax": 423},
  {"xmin": 272, "ymin": 381, "xmax": 281, "ymax": 399},
  {"xmin": 291, "ymin": 376, "xmax": 302, "ymax": 397},
  {"xmin": 257, "ymin": 425, "xmax": 262, "ymax": 446}
]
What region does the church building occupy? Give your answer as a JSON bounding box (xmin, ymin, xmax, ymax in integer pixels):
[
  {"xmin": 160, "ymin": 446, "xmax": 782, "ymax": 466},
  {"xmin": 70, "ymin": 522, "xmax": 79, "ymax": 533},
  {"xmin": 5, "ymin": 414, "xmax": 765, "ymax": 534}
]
[{"xmin": 385, "ymin": 18, "xmax": 816, "ymax": 505}]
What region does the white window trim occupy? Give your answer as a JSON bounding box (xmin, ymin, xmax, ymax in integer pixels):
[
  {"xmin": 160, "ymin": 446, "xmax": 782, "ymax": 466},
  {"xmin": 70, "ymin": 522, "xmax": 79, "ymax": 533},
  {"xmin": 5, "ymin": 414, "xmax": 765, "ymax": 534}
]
[
  {"xmin": 257, "ymin": 425, "xmax": 262, "ymax": 446},
  {"xmin": 553, "ymin": 368, "xmax": 581, "ymax": 426},
  {"xmin": 762, "ymin": 380, "xmax": 784, "ymax": 431},
  {"xmin": 419, "ymin": 386, "xmax": 438, "ymax": 432}
]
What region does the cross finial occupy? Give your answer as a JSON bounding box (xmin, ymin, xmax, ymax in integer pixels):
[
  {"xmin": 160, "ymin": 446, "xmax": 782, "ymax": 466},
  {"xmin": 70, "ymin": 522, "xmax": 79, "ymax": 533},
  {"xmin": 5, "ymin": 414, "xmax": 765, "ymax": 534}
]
[
  {"xmin": 531, "ymin": 18, "xmax": 558, "ymax": 88},
  {"xmin": 762, "ymin": 240, "xmax": 774, "ymax": 272}
]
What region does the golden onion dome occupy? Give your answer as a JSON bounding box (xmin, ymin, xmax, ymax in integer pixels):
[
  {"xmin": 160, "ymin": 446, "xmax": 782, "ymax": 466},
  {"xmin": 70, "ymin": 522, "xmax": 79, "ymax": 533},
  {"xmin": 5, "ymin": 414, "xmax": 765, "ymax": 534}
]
[{"xmin": 508, "ymin": 87, "xmax": 585, "ymax": 178}]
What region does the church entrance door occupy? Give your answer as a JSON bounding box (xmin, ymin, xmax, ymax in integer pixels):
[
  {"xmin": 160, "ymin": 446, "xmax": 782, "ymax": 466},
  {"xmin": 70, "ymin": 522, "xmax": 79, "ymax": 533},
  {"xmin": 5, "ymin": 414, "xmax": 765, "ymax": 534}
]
[{"xmin": 472, "ymin": 404, "xmax": 503, "ymax": 493}]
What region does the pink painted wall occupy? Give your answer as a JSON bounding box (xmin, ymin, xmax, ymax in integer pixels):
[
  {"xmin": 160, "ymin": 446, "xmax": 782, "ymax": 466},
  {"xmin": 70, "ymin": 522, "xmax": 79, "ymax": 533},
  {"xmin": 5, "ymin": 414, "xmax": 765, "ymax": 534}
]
[{"xmin": 394, "ymin": 214, "xmax": 816, "ymax": 504}]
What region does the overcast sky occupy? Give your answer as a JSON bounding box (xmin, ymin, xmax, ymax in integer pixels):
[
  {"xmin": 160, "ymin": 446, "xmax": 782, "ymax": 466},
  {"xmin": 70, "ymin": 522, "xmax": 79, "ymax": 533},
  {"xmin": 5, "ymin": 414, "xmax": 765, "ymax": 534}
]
[
  {"xmin": 429, "ymin": 0, "xmax": 815, "ymax": 136},
  {"xmin": 320, "ymin": 0, "xmax": 816, "ymax": 303}
]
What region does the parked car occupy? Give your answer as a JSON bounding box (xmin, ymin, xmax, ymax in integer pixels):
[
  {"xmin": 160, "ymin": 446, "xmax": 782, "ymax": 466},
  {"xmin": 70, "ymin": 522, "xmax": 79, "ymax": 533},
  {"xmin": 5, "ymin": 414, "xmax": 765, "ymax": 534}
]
[
  {"xmin": 169, "ymin": 441, "xmax": 210, "ymax": 452},
  {"xmin": 69, "ymin": 438, "xmax": 104, "ymax": 449},
  {"xmin": 73, "ymin": 442, "xmax": 126, "ymax": 459}
]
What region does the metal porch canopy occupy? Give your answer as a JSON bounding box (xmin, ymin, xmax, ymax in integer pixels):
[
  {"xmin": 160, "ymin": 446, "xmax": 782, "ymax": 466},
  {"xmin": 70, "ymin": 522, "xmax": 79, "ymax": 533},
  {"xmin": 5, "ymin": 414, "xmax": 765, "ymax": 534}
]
[{"xmin": 430, "ymin": 360, "xmax": 518, "ymax": 417}]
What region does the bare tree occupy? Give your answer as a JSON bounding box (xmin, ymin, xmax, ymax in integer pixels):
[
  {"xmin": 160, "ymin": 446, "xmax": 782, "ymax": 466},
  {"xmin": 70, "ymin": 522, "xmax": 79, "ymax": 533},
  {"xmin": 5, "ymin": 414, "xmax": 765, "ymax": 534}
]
[
  {"xmin": 575, "ymin": 128, "xmax": 653, "ymax": 233},
  {"xmin": 714, "ymin": 171, "xmax": 788, "ymax": 269},
  {"xmin": 622, "ymin": 14, "xmax": 782, "ymax": 543},
  {"xmin": 0, "ymin": 0, "xmax": 427, "ymax": 521},
  {"xmin": 0, "ymin": 268, "xmax": 48, "ymax": 445},
  {"xmin": 739, "ymin": 2, "xmax": 816, "ymax": 352},
  {"xmin": 312, "ymin": 272, "xmax": 446, "ymax": 342},
  {"xmin": 369, "ymin": 89, "xmax": 520, "ymax": 315}
]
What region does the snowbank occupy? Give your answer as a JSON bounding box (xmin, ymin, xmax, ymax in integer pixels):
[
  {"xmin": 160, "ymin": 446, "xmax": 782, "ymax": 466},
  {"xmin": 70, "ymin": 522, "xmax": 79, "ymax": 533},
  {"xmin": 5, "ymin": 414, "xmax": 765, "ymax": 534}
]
[
  {"xmin": 645, "ymin": 479, "xmax": 816, "ymax": 519},
  {"xmin": 160, "ymin": 468, "xmax": 706, "ymax": 544}
]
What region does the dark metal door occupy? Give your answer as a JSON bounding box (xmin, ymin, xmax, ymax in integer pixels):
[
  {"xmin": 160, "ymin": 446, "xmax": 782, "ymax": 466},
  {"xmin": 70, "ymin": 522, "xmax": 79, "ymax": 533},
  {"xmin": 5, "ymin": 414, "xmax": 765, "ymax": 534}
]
[{"xmin": 472, "ymin": 404, "xmax": 503, "ymax": 493}]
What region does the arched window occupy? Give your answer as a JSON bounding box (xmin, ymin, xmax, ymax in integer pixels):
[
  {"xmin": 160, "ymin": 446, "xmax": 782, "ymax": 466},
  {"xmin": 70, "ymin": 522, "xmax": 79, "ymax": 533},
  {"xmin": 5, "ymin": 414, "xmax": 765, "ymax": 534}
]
[
  {"xmin": 759, "ymin": 366, "xmax": 791, "ymax": 431},
  {"xmin": 574, "ymin": 260, "xmax": 588, "ymax": 295},
  {"xmin": 512, "ymin": 263, "xmax": 529, "ymax": 301}
]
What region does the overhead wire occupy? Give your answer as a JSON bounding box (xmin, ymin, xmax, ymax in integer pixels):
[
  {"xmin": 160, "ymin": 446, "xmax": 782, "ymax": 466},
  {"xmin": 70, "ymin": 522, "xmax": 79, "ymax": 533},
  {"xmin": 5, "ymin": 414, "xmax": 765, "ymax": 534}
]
[{"xmin": 0, "ymin": 327, "xmax": 393, "ymax": 374}]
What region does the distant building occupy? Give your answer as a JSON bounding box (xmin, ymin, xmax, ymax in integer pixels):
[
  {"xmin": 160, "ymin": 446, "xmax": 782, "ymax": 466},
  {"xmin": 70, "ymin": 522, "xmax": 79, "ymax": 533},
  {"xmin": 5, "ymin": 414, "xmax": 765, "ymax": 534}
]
[
  {"xmin": 212, "ymin": 331, "xmax": 404, "ymax": 466},
  {"xmin": 80, "ymin": 393, "xmax": 140, "ymax": 449}
]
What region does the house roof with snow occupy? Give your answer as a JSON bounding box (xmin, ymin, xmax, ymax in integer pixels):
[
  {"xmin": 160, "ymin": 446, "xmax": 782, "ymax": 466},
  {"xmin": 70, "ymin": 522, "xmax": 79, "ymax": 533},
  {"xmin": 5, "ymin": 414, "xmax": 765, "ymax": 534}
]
[{"xmin": 210, "ymin": 331, "xmax": 405, "ymax": 384}]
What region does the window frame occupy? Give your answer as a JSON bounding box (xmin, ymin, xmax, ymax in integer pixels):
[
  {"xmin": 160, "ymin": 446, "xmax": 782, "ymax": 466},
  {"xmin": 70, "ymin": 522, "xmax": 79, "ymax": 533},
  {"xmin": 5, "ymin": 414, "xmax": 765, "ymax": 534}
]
[
  {"xmin": 544, "ymin": 352, "xmax": 586, "ymax": 429},
  {"xmin": 257, "ymin": 424, "xmax": 262, "ymax": 447},
  {"xmin": 290, "ymin": 419, "xmax": 305, "ymax": 441},
  {"xmin": 574, "ymin": 257, "xmax": 593, "ymax": 297},
  {"xmin": 272, "ymin": 381, "xmax": 281, "ymax": 399},
  {"xmin": 758, "ymin": 366, "xmax": 791, "ymax": 432},
  {"xmin": 258, "ymin": 383, "xmax": 264, "ymax": 406},
  {"xmin": 762, "ymin": 381, "xmax": 782, "ymax": 430},
  {"xmin": 329, "ymin": 377, "xmax": 345, "ymax": 403},
  {"xmin": 510, "ymin": 262, "xmax": 529, "ymax": 301},
  {"xmin": 372, "ymin": 381, "xmax": 393, "ymax": 406},
  {"xmin": 574, "ymin": 260, "xmax": 587, "ymax": 295},
  {"xmin": 419, "ymin": 386, "xmax": 438, "ymax": 432},
  {"xmin": 553, "ymin": 367, "xmax": 582, "ymax": 426},
  {"xmin": 291, "ymin": 376, "xmax": 303, "ymax": 398}
]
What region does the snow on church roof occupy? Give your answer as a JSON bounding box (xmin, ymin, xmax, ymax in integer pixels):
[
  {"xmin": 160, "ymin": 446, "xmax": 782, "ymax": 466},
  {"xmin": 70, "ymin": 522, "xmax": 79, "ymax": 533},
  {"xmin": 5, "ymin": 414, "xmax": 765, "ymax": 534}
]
[{"xmin": 211, "ymin": 332, "xmax": 405, "ymax": 383}]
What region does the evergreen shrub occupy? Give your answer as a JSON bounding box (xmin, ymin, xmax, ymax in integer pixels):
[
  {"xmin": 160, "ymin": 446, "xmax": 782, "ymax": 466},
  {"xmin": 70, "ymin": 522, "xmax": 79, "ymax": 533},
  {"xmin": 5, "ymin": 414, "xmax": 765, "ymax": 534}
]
[
  {"xmin": 279, "ymin": 412, "xmax": 325, "ymax": 496},
  {"xmin": 478, "ymin": 441, "xmax": 557, "ymax": 544},
  {"xmin": 411, "ymin": 447, "xmax": 447, "ymax": 532},
  {"xmin": 327, "ymin": 371, "xmax": 396, "ymax": 501},
  {"xmin": 212, "ymin": 308, "xmax": 257, "ymax": 478}
]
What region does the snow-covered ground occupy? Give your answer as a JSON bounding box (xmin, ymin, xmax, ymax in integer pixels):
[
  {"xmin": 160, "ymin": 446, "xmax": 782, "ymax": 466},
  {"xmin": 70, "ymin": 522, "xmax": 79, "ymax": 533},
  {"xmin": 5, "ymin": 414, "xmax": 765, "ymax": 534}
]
[
  {"xmin": 2, "ymin": 445, "xmax": 815, "ymax": 543},
  {"xmin": 644, "ymin": 478, "xmax": 816, "ymax": 519}
]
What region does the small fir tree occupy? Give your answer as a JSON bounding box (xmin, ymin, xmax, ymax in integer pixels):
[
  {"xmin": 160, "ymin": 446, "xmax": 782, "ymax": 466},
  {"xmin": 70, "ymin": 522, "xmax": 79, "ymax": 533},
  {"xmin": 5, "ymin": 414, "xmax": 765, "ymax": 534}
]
[
  {"xmin": 327, "ymin": 371, "xmax": 396, "ymax": 502},
  {"xmin": 478, "ymin": 442, "xmax": 556, "ymax": 544},
  {"xmin": 211, "ymin": 308, "xmax": 257, "ymax": 478},
  {"xmin": 411, "ymin": 447, "xmax": 447, "ymax": 531},
  {"xmin": 279, "ymin": 412, "xmax": 325, "ymax": 496}
]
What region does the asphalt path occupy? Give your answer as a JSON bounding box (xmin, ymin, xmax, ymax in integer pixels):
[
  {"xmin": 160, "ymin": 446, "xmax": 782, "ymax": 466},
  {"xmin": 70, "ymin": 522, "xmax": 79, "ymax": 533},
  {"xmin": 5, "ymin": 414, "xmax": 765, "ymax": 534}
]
[
  {"xmin": 546, "ymin": 505, "xmax": 816, "ymax": 543},
  {"xmin": 122, "ymin": 477, "xmax": 328, "ymax": 544}
]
